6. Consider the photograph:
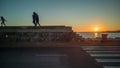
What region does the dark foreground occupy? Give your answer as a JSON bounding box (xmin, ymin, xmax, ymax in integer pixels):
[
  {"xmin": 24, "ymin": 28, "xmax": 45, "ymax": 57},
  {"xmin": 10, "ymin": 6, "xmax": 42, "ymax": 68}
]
[{"xmin": 0, "ymin": 47, "xmax": 103, "ymax": 68}]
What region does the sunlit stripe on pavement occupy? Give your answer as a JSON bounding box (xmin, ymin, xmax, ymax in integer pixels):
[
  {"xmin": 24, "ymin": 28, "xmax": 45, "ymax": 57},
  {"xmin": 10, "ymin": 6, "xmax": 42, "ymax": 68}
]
[
  {"xmin": 104, "ymin": 66, "xmax": 120, "ymax": 68},
  {"xmin": 81, "ymin": 46, "xmax": 120, "ymax": 51},
  {"xmin": 35, "ymin": 54, "xmax": 67, "ymax": 57},
  {"xmin": 82, "ymin": 46, "xmax": 120, "ymax": 48},
  {"xmin": 82, "ymin": 48, "xmax": 120, "ymax": 51},
  {"xmin": 95, "ymin": 59, "xmax": 120, "ymax": 62},
  {"xmin": 82, "ymin": 46, "xmax": 120, "ymax": 68},
  {"xmin": 86, "ymin": 51, "xmax": 120, "ymax": 53},
  {"xmin": 90, "ymin": 54, "xmax": 120, "ymax": 57}
]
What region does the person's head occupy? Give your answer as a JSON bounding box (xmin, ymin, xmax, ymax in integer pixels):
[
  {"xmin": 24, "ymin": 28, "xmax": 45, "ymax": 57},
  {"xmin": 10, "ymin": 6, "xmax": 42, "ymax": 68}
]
[
  {"xmin": 1, "ymin": 16, "xmax": 3, "ymax": 19},
  {"xmin": 33, "ymin": 12, "xmax": 37, "ymax": 15}
]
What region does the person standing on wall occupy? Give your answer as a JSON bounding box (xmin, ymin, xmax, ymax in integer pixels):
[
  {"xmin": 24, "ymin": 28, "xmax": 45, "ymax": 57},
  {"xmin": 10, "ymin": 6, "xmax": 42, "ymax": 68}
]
[
  {"xmin": 0, "ymin": 16, "xmax": 7, "ymax": 26},
  {"xmin": 32, "ymin": 12, "xmax": 40, "ymax": 26}
]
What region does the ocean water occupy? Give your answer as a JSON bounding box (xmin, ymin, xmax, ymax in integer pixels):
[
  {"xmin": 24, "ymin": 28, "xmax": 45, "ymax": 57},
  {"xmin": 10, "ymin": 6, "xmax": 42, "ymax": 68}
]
[{"xmin": 77, "ymin": 32, "xmax": 120, "ymax": 38}]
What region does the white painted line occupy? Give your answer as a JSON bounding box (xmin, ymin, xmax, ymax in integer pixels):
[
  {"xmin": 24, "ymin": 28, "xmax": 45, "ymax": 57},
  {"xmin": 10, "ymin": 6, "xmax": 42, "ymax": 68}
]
[
  {"xmin": 83, "ymin": 48, "xmax": 120, "ymax": 51},
  {"xmin": 35, "ymin": 54, "xmax": 67, "ymax": 57},
  {"xmin": 87, "ymin": 51, "xmax": 120, "ymax": 53},
  {"xmin": 104, "ymin": 66, "xmax": 120, "ymax": 68},
  {"xmin": 82, "ymin": 46, "xmax": 120, "ymax": 48},
  {"xmin": 95, "ymin": 59, "xmax": 120, "ymax": 62},
  {"xmin": 82, "ymin": 46, "xmax": 120, "ymax": 50},
  {"xmin": 90, "ymin": 54, "xmax": 120, "ymax": 57}
]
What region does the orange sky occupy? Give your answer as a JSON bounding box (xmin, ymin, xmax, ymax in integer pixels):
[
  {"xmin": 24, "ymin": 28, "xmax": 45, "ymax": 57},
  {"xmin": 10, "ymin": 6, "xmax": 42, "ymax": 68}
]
[
  {"xmin": 1, "ymin": 0, "xmax": 120, "ymax": 32},
  {"xmin": 72, "ymin": 24, "xmax": 120, "ymax": 32}
]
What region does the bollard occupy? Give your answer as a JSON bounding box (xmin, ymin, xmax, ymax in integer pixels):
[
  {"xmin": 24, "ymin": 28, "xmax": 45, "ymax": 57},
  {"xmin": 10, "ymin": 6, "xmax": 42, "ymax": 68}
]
[{"xmin": 101, "ymin": 34, "xmax": 108, "ymax": 43}]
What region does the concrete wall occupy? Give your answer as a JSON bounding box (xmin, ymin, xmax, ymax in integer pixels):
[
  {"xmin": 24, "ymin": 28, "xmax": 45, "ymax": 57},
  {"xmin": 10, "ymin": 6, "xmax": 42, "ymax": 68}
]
[{"xmin": 0, "ymin": 26, "xmax": 74, "ymax": 42}]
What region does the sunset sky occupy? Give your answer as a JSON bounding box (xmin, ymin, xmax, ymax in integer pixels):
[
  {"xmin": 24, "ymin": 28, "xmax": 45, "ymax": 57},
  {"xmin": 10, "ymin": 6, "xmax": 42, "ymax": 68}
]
[{"xmin": 0, "ymin": 0, "xmax": 120, "ymax": 32}]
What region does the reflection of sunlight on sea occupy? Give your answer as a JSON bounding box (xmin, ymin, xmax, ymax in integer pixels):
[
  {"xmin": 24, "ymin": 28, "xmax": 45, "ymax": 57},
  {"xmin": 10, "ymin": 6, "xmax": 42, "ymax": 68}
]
[
  {"xmin": 76, "ymin": 32, "xmax": 100, "ymax": 38},
  {"xmin": 77, "ymin": 32, "xmax": 120, "ymax": 38},
  {"xmin": 94, "ymin": 33, "xmax": 98, "ymax": 38}
]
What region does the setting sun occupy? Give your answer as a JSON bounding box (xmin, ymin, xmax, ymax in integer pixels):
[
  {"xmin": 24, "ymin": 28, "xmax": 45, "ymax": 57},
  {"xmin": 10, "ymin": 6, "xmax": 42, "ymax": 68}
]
[{"xmin": 94, "ymin": 27, "xmax": 99, "ymax": 32}]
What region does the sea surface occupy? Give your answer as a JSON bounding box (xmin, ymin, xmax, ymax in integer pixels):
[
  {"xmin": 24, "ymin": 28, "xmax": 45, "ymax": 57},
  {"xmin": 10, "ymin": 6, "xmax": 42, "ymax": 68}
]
[{"xmin": 77, "ymin": 32, "xmax": 120, "ymax": 38}]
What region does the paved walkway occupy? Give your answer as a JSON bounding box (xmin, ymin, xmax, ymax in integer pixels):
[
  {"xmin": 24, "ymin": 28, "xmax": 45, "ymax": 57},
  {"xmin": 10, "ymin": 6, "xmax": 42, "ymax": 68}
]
[
  {"xmin": 0, "ymin": 47, "xmax": 103, "ymax": 68},
  {"xmin": 82, "ymin": 46, "xmax": 120, "ymax": 68}
]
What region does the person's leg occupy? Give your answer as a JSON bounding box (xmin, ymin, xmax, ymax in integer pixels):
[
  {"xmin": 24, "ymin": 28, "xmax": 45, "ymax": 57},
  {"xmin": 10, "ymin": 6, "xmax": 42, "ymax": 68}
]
[
  {"xmin": 35, "ymin": 21, "xmax": 37, "ymax": 26},
  {"xmin": 1, "ymin": 22, "xmax": 3, "ymax": 26},
  {"xmin": 38, "ymin": 23, "xmax": 40, "ymax": 26},
  {"xmin": 36, "ymin": 21, "xmax": 40, "ymax": 26},
  {"xmin": 35, "ymin": 23, "xmax": 37, "ymax": 26},
  {"xmin": 3, "ymin": 23, "xmax": 6, "ymax": 26},
  {"xmin": 33, "ymin": 20, "xmax": 36, "ymax": 26}
]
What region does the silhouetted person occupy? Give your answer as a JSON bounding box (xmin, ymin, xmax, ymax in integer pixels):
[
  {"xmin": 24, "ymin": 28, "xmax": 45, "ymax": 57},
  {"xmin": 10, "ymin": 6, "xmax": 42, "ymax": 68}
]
[
  {"xmin": 0, "ymin": 16, "xmax": 7, "ymax": 26},
  {"xmin": 32, "ymin": 12, "xmax": 40, "ymax": 26}
]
